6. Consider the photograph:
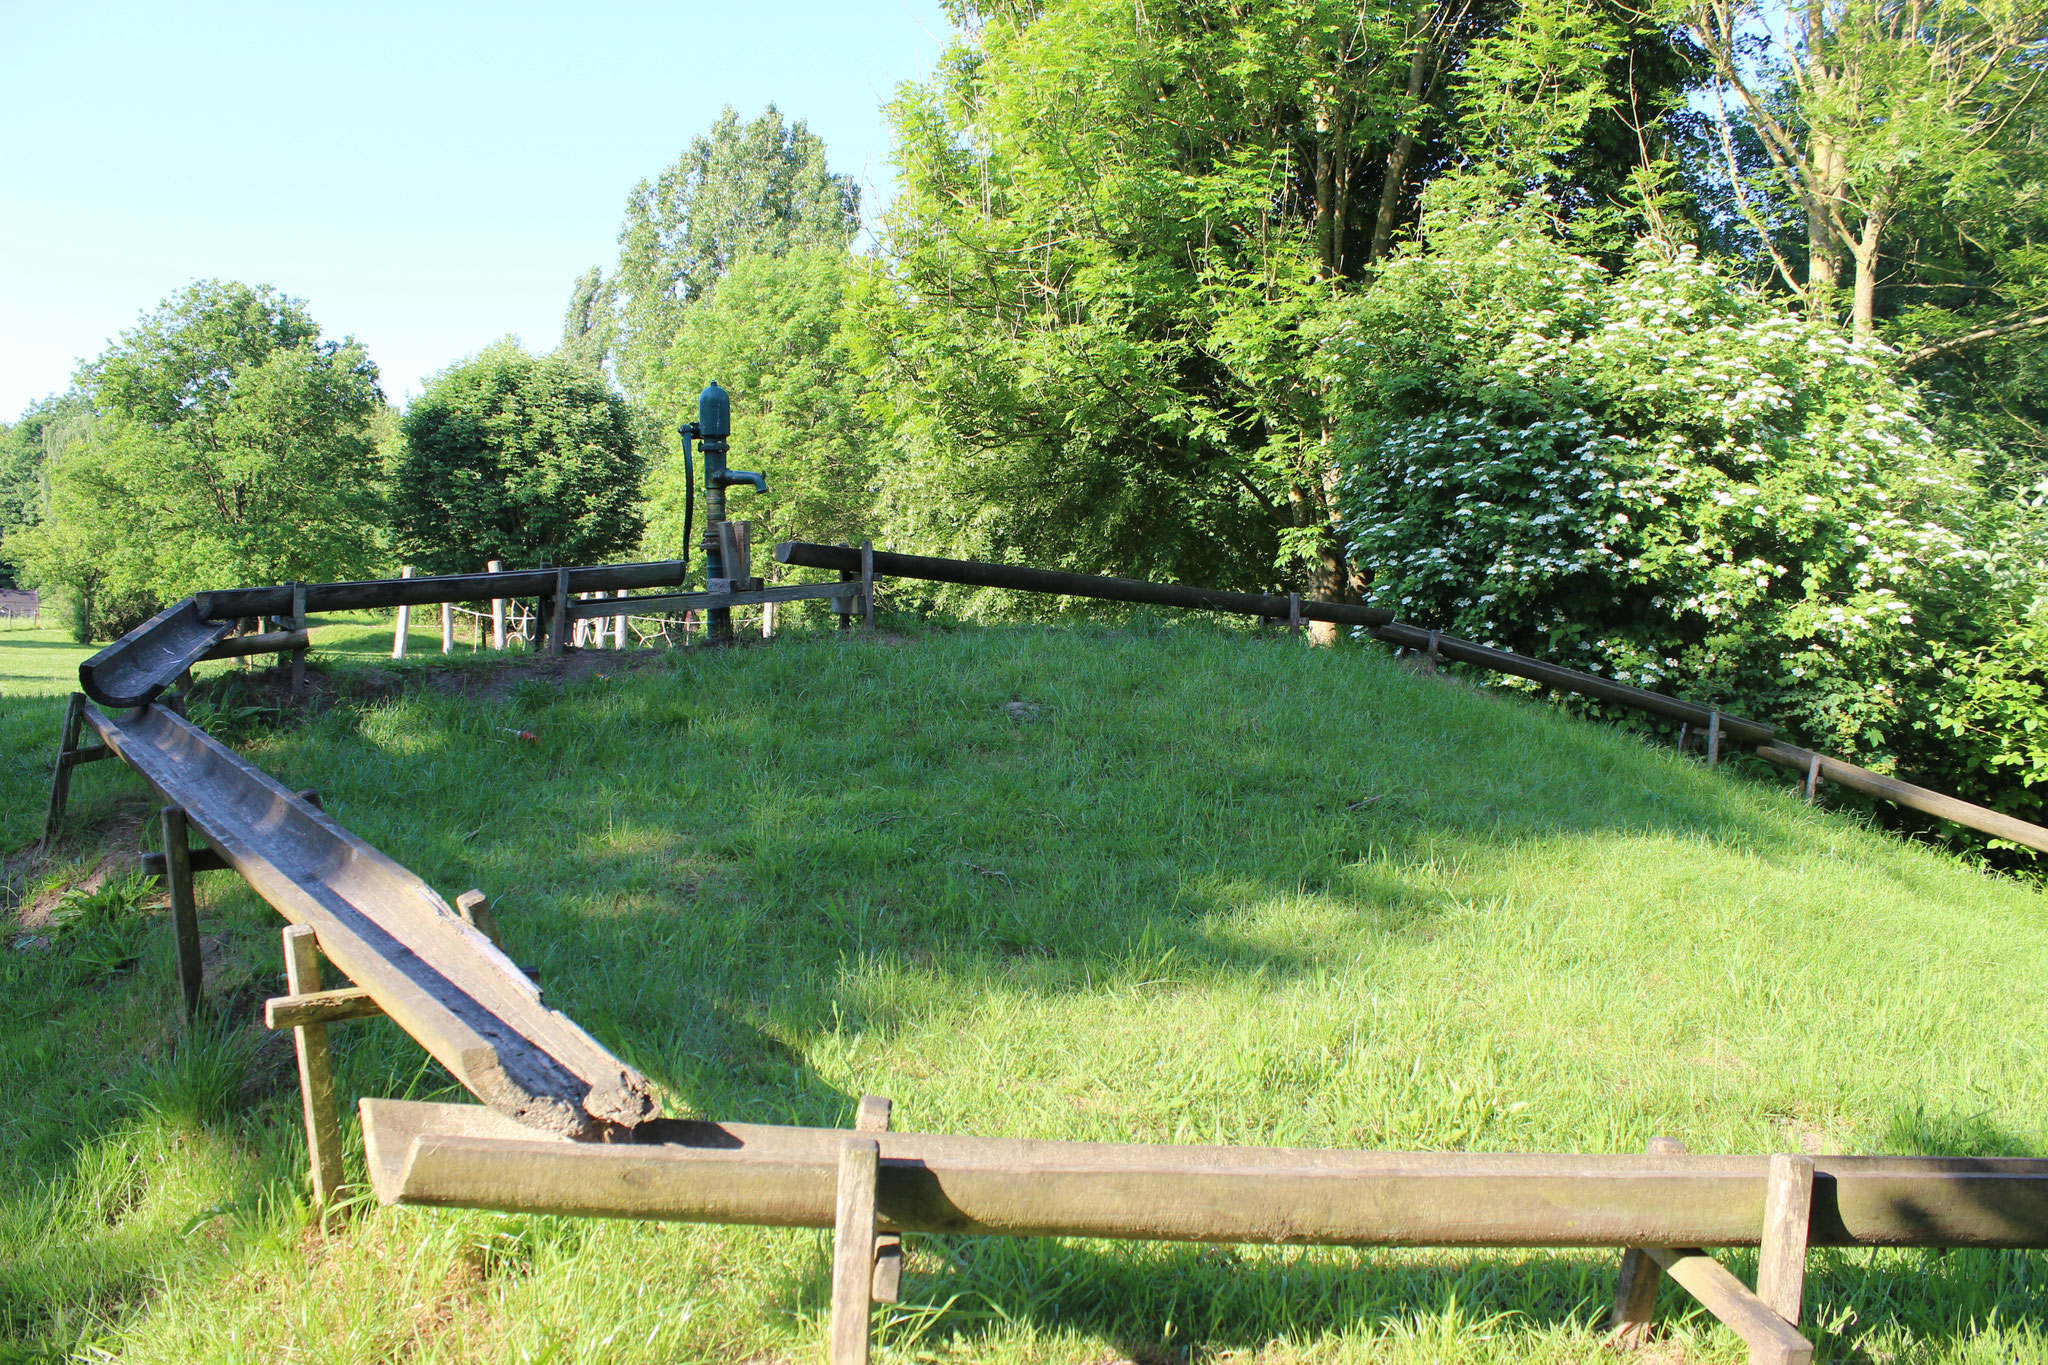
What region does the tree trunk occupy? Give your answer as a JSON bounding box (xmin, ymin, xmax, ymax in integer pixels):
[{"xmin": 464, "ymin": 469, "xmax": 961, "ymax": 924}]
[
  {"xmin": 1850, "ymin": 212, "xmax": 1884, "ymax": 339},
  {"xmin": 1805, "ymin": 131, "xmax": 1840, "ymax": 315},
  {"xmin": 1370, "ymin": 41, "xmax": 1434, "ymax": 266}
]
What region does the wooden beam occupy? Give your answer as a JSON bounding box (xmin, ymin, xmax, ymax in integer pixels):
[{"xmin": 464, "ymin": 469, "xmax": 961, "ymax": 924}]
[
  {"xmin": 284, "ymin": 925, "xmax": 345, "ymax": 1208},
  {"xmin": 1648, "ymin": 1248, "xmax": 1812, "ymax": 1365},
  {"xmin": 564, "ymin": 580, "xmax": 862, "ymax": 621},
  {"xmin": 1609, "ymin": 1136, "xmax": 1687, "ymax": 1345},
  {"xmin": 856, "ymin": 1096, "xmax": 904, "ymax": 1303},
  {"xmin": 1758, "ymin": 1154, "xmax": 1815, "ymax": 1325},
  {"xmin": 87, "ymin": 705, "xmax": 655, "ymax": 1140},
  {"xmin": 830, "ymin": 1138, "xmax": 880, "ymax": 1365},
  {"xmin": 42, "ymin": 692, "xmax": 86, "ymax": 845},
  {"xmin": 359, "ymin": 1099, "xmax": 2048, "ymax": 1249},
  {"xmin": 267, "ymin": 985, "xmax": 385, "ymax": 1029},
  {"xmin": 161, "ymin": 805, "xmax": 203, "ymax": 1026},
  {"xmin": 1756, "ymin": 741, "xmax": 2048, "ymax": 854}
]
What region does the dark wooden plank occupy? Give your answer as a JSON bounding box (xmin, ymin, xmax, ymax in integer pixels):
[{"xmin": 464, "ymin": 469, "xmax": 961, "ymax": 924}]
[
  {"xmin": 88, "ymin": 706, "xmax": 654, "ymax": 1140},
  {"xmin": 565, "ymin": 581, "xmax": 862, "ymax": 620},
  {"xmin": 78, "ymin": 599, "xmax": 234, "ymax": 708},
  {"xmin": 1756, "ymin": 741, "xmax": 2048, "ymax": 853}
]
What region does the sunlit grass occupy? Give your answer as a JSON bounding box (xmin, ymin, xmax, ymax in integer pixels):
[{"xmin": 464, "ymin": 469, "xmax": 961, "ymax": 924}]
[{"xmin": 3, "ymin": 620, "xmax": 2045, "ymax": 1361}]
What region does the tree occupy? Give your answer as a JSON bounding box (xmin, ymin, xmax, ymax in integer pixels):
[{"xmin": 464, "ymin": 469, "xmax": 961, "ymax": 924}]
[
  {"xmin": 4, "ymin": 282, "xmax": 383, "ymax": 637},
  {"xmin": 857, "ymin": 0, "xmax": 1696, "ymax": 613},
  {"xmin": 0, "ymin": 393, "xmax": 92, "ymax": 589},
  {"xmin": 612, "ymin": 106, "xmax": 860, "ymax": 397},
  {"xmin": 557, "ymin": 266, "xmax": 616, "ymax": 373},
  {"xmin": 1682, "ymin": 0, "xmax": 2048, "ymax": 339},
  {"xmin": 639, "ymin": 246, "xmax": 879, "ymax": 564},
  {"xmin": 387, "ymin": 341, "xmax": 646, "ymax": 576}
]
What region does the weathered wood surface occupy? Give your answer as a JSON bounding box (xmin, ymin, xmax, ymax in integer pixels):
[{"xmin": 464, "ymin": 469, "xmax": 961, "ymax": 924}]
[
  {"xmin": 197, "ymin": 559, "xmax": 691, "ymax": 620},
  {"xmin": 78, "ymin": 599, "xmax": 234, "ymax": 708},
  {"xmin": 362, "ymin": 1099, "xmax": 2048, "ymax": 1248},
  {"xmin": 267, "ymin": 985, "xmax": 386, "ymax": 1029},
  {"xmin": 1756, "ymin": 740, "xmax": 2048, "ymax": 854},
  {"xmin": 1758, "ymin": 1154, "xmax": 1815, "ymax": 1326},
  {"xmin": 86, "ymin": 705, "xmax": 655, "ymax": 1139},
  {"xmin": 1649, "ymin": 1248, "xmax": 1813, "ymax": 1365},
  {"xmin": 284, "ymin": 924, "xmax": 345, "ymax": 1206},
  {"xmin": 162, "ymin": 805, "xmax": 203, "ymax": 1024},
  {"xmin": 565, "ymin": 580, "xmax": 862, "ymax": 621},
  {"xmin": 830, "ymin": 1138, "xmax": 881, "ymax": 1365},
  {"xmin": 201, "ymin": 629, "xmax": 309, "ymax": 662}
]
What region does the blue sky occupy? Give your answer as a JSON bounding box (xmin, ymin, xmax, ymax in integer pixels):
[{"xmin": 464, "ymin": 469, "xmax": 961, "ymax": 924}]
[{"xmin": 0, "ymin": 0, "xmax": 952, "ymax": 419}]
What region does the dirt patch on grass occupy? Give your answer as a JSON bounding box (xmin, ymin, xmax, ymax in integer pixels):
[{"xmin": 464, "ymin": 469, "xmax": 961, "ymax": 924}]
[{"xmin": 6, "ymin": 798, "xmax": 157, "ymax": 934}]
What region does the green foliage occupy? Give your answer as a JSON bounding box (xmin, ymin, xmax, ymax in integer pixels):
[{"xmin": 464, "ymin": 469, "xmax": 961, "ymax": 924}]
[
  {"xmin": 3, "ymin": 282, "xmax": 382, "ymax": 639},
  {"xmin": 641, "ymin": 246, "xmax": 879, "ymax": 561},
  {"xmin": 1335, "ymin": 216, "xmax": 2048, "ymax": 834},
  {"xmin": 0, "ymin": 394, "xmax": 91, "ymax": 589},
  {"xmin": 857, "ymin": 0, "xmax": 1698, "ymax": 604},
  {"xmin": 387, "ymin": 341, "xmax": 646, "ymax": 575},
  {"xmin": 557, "ymin": 265, "xmax": 616, "ymax": 373},
  {"xmin": 613, "ymin": 106, "xmax": 859, "ymax": 399}
]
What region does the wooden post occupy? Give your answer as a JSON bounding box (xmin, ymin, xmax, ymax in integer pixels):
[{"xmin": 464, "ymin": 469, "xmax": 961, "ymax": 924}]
[
  {"xmin": 441, "ymin": 601, "xmax": 454, "ymax": 654},
  {"xmin": 488, "ymin": 560, "xmax": 506, "ymax": 650},
  {"xmin": 1804, "ymin": 752, "xmax": 1821, "ymax": 803},
  {"xmin": 837, "ymin": 544, "xmax": 854, "ymax": 631},
  {"xmin": 1757, "ymin": 1154, "xmax": 1815, "ymax": 1326},
  {"xmin": 289, "ymin": 583, "xmax": 307, "ymax": 701},
  {"xmin": 829, "ymin": 1137, "xmax": 881, "ymax": 1365},
  {"xmin": 1609, "ymin": 1136, "xmax": 1687, "ymax": 1345},
  {"xmin": 1707, "ymin": 710, "xmax": 1723, "ymax": 768},
  {"xmin": 762, "ymin": 599, "xmax": 775, "ymax": 639},
  {"xmin": 456, "ymin": 889, "xmax": 502, "ymax": 949},
  {"xmin": 615, "ymin": 589, "xmax": 628, "ymax": 649},
  {"xmin": 1288, "ymin": 593, "xmax": 1301, "ymax": 639},
  {"xmin": 391, "ymin": 567, "xmax": 412, "ymax": 659},
  {"xmin": 572, "ymin": 596, "xmax": 589, "ymax": 650},
  {"xmin": 856, "ymin": 1095, "xmax": 903, "ymax": 1302},
  {"xmin": 549, "ymin": 569, "xmax": 570, "ymax": 656},
  {"xmin": 282, "ymin": 924, "xmax": 345, "ymax": 1210},
  {"xmin": 161, "ymin": 805, "xmax": 204, "ymax": 1026},
  {"xmin": 42, "ymin": 691, "xmax": 87, "ymax": 846},
  {"xmin": 860, "ymin": 540, "xmax": 875, "ymax": 631},
  {"xmin": 1425, "ymin": 629, "xmax": 1441, "ymax": 672}
]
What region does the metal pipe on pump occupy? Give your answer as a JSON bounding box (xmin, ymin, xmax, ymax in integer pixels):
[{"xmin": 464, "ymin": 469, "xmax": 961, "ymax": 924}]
[{"xmin": 691, "ymin": 382, "xmax": 766, "ymax": 643}]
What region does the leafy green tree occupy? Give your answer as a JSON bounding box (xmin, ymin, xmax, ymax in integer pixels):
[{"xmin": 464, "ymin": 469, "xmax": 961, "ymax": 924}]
[
  {"xmin": 0, "ymin": 393, "xmax": 92, "ymax": 588},
  {"xmin": 4, "ymin": 282, "xmax": 382, "ymax": 637},
  {"xmin": 557, "ymin": 266, "xmax": 616, "ymax": 373},
  {"xmin": 858, "ymin": 0, "xmax": 1695, "ymax": 610},
  {"xmin": 613, "ymin": 106, "xmax": 859, "ymax": 398},
  {"xmin": 1682, "ymin": 0, "xmax": 2048, "ymax": 340},
  {"xmin": 387, "ymin": 341, "xmax": 645, "ymax": 575},
  {"xmin": 641, "ymin": 246, "xmax": 878, "ymax": 563}
]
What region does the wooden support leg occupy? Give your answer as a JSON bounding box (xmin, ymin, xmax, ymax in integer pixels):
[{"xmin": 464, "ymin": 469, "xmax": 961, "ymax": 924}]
[
  {"xmin": 1425, "ymin": 629, "xmax": 1441, "ymax": 673},
  {"xmin": 1648, "ymin": 1247, "xmax": 1812, "ymax": 1365},
  {"xmin": 1609, "ymin": 1136, "xmax": 1687, "ymax": 1345},
  {"xmin": 856, "ymin": 1095, "xmax": 903, "ymax": 1302},
  {"xmin": 1707, "ymin": 710, "xmax": 1723, "ymax": 768},
  {"xmin": 829, "ymin": 1137, "xmax": 881, "ymax": 1365},
  {"xmin": 1804, "ymin": 752, "xmax": 1821, "ymax": 803},
  {"xmin": 860, "ymin": 541, "xmax": 875, "ymax": 631},
  {"xmin": 289, "ymin": 583, "xmax": 307, "ymax": 702},
  {"xmin": 282, "ymin": 925, "xmax": 345, "ymax": 1210},
  {"xmin": 549, "ymin": 569, "xmax": 571, "ymax": 656},
  {"xmin": 1757, "ymin": 1154, "xmax": 1815, "ymax": 1326},
  {"xmin": 41, "ymin": 692, "xmax": 87, "ymax": 846},
  {"xmin": 392, "ymin": 566, "xmax": 412, "ymax": 658},
  {"xmin": 161, "ymin": 806, "xmax": 204, "ymax": 1026},
  {"xmin": 837, "ymin": 544, "xmax": 854, "ymax": 631},
  {"xmin": 1288, "ymin": 593, "xmax": 1301, "ymax": 639}
]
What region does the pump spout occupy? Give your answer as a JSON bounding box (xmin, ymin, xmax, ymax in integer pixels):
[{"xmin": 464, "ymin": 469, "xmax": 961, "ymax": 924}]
[{"xmin": 717, "ymin": 469, "xmax": 767, "ymax": 494}]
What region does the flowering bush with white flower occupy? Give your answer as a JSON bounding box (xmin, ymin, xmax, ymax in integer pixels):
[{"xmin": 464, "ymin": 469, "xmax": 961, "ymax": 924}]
[{"xmin": 1334, "ymin": 220, "xmax": 2045, "ymax": 838}]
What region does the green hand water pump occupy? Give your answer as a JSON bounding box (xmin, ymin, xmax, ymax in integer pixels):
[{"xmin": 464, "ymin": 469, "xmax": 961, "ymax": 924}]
[{"xmin": 677, "ymin": 381, "xmax": 766, "ymax": 642}]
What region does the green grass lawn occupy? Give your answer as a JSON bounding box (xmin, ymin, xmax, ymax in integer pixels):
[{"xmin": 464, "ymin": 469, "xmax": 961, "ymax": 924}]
[{"xmin": 4, "ymin": 621, "xmax": 2045, "ymax": 1363}]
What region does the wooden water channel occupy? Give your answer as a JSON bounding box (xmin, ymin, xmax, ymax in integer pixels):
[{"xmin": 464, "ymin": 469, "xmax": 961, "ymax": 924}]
[{"xmin": 47, "ymin": 548, "xmax": 2048, "ymax": 1362}]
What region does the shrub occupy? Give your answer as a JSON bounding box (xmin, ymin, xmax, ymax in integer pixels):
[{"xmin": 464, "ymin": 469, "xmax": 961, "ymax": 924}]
[{"xmin": 1334, "ymin": 219, "xmax": 2047, "ymax": 836}]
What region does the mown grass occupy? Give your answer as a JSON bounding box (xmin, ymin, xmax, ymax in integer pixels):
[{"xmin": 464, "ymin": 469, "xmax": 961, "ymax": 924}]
[{"xmin": 3, "ymin": 619, "xmax": 2045, "ymax": 1363}]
